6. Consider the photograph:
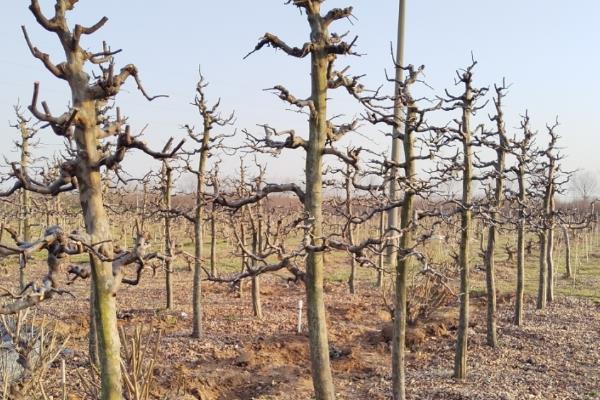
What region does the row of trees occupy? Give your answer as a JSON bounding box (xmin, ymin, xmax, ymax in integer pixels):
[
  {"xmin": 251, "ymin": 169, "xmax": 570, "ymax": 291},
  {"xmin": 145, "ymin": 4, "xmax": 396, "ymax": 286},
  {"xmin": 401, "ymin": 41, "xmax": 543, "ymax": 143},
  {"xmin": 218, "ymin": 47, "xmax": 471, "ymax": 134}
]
[{"xmin": 0, "ymin": 1, "xmax": 596, "ymax": 400}]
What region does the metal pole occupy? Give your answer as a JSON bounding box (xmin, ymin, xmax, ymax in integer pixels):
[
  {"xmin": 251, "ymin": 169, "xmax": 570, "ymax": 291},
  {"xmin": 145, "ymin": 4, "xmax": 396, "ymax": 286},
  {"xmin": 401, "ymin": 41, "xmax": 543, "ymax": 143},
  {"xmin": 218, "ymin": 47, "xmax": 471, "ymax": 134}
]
[
  {"xmin": 390, "ymin": 4, "xmax": 407, "ymax": 400},
  {"xmin": 385, "ymin": 0, "xmax": 407, "ymax": 275}
]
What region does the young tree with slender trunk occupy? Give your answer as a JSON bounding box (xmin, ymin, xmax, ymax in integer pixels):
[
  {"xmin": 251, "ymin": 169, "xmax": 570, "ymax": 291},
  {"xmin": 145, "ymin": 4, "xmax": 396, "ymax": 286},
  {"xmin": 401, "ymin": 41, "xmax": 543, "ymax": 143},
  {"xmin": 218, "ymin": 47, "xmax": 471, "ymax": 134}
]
[
  {"xmin": 441, "ymin": 60, "xmax": 488, "ymax": 380},
  {"xmin": 536, "ymin": 121, "xmax": 561, "ymax": 308},
  {"xmin": 161, "ymin": 153, "xmax": 174, "ymax": 310},
  {"xmin": 248, "ymin": 162, "xmax": 267, "ymax": 318},
  {"xmin": 477, "ymin": 82, "xmax": 509, "ymax": 347},
  {"xmin": 360, "ymin": 63, "xmax": 443, "ymax": 400},
  {"xmin": 184, "ymin": 73, "xmax": 234, "ymax": 338},
  {"xmin": 9, "ymin": 106, "xmax": 39, "ymax": 289},
  {"xmin": 341, "ymin": 164, "xmax": 358, "ymax": 294},
  {"xmin": 507, "ymin": 112, "xmax": 537, "ymax": 325},
  {"xmin": 242, "ymin": 3, "xmax": 360, "ymax": 397}
]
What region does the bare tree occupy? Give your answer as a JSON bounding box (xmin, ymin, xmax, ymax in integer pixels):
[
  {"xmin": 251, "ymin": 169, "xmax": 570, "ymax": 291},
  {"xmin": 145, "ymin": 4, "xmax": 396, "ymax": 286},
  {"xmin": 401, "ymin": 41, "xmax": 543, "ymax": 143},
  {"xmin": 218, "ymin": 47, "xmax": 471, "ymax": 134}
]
[
  {"xmin": 9, "ymin": 106, "xmax": 40, "ymax": 289},
  {"xmin": 1, "ymin": 2, "xmax": 182, "ymax": 397},
  {"xmin": 507, "ymin": 112, "xmax": 537, "ymax": 325},
  {"xmin": 534, "ymin": 121, "xmax": 564, "ymax": 307},
  {"xmin": 477, "ymin": 81, "xmax": 509, "ymax": 347},
  {"xmin": 360, "ymin": 63, "xmax": 444, "ymax": 399},
  {"xmin": 440, "ymin": 60, "xmax": 488, "ymax": 380},
  {"xmin": 183, "ymin": 72, "xmax": 233, "ymax": 338},
  {"xmin": 241, "ymin": 2, "xmax": 360, "ymax": 397},
  {"xmin": 570, "ymin": 170, "xmax": 598, "ymax": 205},
  {"xmin": 160, "ymin": 145, "xmax": 175, "ymax": 310}
]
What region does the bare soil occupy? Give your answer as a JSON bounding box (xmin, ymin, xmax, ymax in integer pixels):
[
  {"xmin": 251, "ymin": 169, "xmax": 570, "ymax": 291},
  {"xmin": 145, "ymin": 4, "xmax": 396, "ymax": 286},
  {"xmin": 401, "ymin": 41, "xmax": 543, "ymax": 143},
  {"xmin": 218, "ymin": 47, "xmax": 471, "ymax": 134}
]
[{"xmin": 2, "ymin": 261, "xmax": 600, "ymax": 399}]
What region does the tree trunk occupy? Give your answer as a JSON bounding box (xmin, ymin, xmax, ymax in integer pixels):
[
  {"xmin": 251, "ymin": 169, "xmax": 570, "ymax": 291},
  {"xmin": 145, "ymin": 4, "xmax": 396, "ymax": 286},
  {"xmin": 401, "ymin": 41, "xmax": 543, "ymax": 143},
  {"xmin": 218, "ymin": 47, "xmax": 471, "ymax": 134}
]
[
  {"xmin": 63, "ymin": 81, "xmax": 122, "ymax": 399},
  {"xmin": 192, "ymin": 131, "xmax": 210, "ymax": 338},
  {"xmin": 485, "ymin": 224, "xmax": 498, "ymax": 346},
  {"xmin": 88, "ymin": 284, "xmax": 100, "ymax": 368},
  {"xmin": 19, "ymin": 124, "xmax": 31, "ymax": 290},
  {"xmin": 78, "ymin": 162, "xmax": 121, "ymax": 399},
  {"xmin": 377, "ymin": 212, "xmax": 385, "ymax": 287},
  {"xmin": 163, "ymin": 163, "xmax": 173, "ymax": 310},
  {"xmin": 537, "ymin": 231, "xmax": 547, "ymax": 309},
  {"xmin": 515, "ymin": 163, "xmax": 526, "ymax": 325},
  {"xmin": 346, "ymin": 165, "xmax": 357, "ymax": 295},
  {"xmin": 305, "ymin": 13, "xmax": 335, "ymax": 398},
  {"xmin": 546, "ymin": 225, "xmax": 554, "ymax": 303},
  {"xmin": 239, "ymin": 222, "xmax": 246, "ymax": 297},
  {"xmin": 210, "ymin": 213, "xmax": 217, "ymax": 276},
  {"xmin": 483, "ymin": 85, "xmax": 507, "ymax": 347},
  {"xmin": 515, "ymin": 222, "xmax": 525, "ymax": 325},
  {"xmin": 562, "ymin": 225, "xmax": 572, "ymax": 278},
  {"xmin": 251, "ymin": 215, "xmax": 263, "ymax": 319},
  {"xmin": 454, "ymin": 79, "xmax": 474, "ymax": 381}
]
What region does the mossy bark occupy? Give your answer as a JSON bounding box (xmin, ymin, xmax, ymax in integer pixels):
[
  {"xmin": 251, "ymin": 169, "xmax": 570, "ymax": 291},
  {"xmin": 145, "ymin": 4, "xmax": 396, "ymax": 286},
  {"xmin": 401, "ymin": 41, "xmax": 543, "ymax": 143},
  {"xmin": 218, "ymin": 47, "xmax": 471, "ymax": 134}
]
[{"xmin": 304, "ymin": 10, "xmax": 335, "ymax": 399}]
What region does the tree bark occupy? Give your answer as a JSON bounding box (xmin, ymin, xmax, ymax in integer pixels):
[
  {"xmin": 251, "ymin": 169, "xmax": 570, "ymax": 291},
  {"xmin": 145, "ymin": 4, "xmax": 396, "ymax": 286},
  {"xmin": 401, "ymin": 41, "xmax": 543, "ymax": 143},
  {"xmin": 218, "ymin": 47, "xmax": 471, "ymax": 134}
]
[
  {"xmin": 304, "ymin": 10, "xmax": 335, "ymax": 398},
  {"xmin": 210, "ymin": 213, "xmax": 217, "ymax": 276},
  {"xmin": 562, "ymin": 224, "xmax": 572, "ymax": 278},
  {"xmin": 251, "ymin": 213, "xmax": 263, "ymax": 319},
  {"xmin": 88, "ymin": 284, "xmax": 100, "ymax": 368},
  {"xmin": 454, "ymin": 76, "xmax": 474, "ymax": 381},
  {"xmin": 484, "ymin": 85, "xmax": 507, "ymax": 347},
  {"xmin": 77, "ymin": 143, "xmax": 122, "ymax": 399},
  {"xmin": 376, "ymin": 212, "xmax": 385, "ymax": 288},
  {"xmin": 163, "ymin": 162, "xmax": 174, "ymax": 310},
  {"xmin": 515, "ymin": 167, "xmax": 526, "ymax": 325},
  {"xmin": 192, "ymin": 125, "xmax": 210, "ymax": 338},
  {"xmin": 19, "ymin": 123, "xmax": 31, "ymax": 290},
  {"xmin": 239, "ymin": 220, "xmax": 246, "ymax": 297},
  {"xmin": 345, "ymin": 165, "xmax": 357, "ymax": 295},
  {"xmin": 546, "ymin": 224, "xmax": 554, "ymax": 303},
  {"xmin": 537, "ymin": 231, "xmax": 548, "ymax": 309}
]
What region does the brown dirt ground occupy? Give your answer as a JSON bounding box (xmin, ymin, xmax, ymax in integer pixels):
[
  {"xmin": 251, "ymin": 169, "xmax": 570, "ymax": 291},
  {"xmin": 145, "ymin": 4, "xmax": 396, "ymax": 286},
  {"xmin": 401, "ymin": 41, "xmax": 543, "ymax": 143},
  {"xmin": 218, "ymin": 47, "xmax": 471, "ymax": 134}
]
[{"xmin": 1, "ymin": 261, "xmax": 599, "ymax": 400}]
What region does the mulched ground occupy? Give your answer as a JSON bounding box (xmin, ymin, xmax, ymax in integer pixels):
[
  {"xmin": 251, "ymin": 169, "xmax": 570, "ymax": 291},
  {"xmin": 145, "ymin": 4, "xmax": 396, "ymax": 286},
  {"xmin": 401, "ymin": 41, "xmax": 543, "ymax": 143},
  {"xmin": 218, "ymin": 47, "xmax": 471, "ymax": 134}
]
[{"xmin": 2, "ymin": 261, "xmax": 599, "ymax": 399}]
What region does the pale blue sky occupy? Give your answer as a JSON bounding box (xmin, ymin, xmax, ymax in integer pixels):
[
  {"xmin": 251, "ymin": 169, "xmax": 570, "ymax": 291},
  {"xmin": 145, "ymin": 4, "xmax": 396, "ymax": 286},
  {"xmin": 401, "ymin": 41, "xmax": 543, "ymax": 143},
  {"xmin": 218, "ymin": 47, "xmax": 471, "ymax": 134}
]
[{"xmin": 0, "ymin": 1, "xmax": 598, "ymax": 182}]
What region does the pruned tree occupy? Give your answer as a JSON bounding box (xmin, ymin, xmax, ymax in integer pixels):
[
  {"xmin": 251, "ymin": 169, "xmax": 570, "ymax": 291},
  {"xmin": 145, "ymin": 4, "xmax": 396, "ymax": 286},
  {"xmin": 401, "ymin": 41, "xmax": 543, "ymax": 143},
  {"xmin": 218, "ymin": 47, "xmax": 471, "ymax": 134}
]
[
  {"xmin": 8, "ymin": 105, "xmax": 41, "ymax": 289},
  {"xmin": 359, "ymin": 62, "xmax": 444, "ymax": 399},
  {"xmin": 506, "ymin": 112, "xmax": 537, "ymax": 325},
  {"xmin": 160, "ymin": 143, "xmax": 176, "ymax": 310},
  {"xmin": 0, "ymin": 1, "xmax": 183, "ymax": 398},
  {"xmin": 183, "ymin": 72, "xmax": 234, "ymax": 338},
  {"xmin": 476, "ymin": 81, "xmax": 509, "ymax": 347},
  {"xmin": 532, "ymin": 121, "xmax": 565, "ymax": 308},
  {"xmin": 440, "ymin": 59, "xmax": 488, "ymax": 380},
  {"xmin": 240, "ymin": 2, "xmax": 360, "ymax": 397}
]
